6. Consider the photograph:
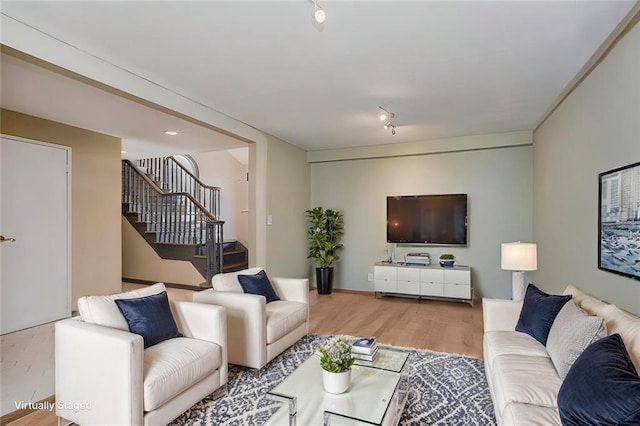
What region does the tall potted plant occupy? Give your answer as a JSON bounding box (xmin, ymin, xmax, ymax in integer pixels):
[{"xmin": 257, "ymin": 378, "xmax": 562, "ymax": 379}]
[{"xmin": 306, "ymin": 207, "xmax": 344, "ymax": 294}]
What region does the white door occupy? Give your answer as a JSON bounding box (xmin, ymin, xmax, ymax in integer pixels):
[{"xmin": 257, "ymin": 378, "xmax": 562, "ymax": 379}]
[{"xmin": 0, "ymin": 136, "xmax": 71, "ymax": 334}]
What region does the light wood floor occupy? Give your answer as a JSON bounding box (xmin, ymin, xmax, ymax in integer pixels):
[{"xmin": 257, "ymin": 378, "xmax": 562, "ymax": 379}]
[
  {"xmin": 309, "ymin": 291, "xmax": 484, "ymax": 358},
  {"xmin": 4, "ymin": 288, "xmax": 484, "ymax": 425}
]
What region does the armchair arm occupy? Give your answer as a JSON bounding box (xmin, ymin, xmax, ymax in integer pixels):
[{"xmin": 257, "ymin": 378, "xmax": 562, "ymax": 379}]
[
  {"xmin": 170, "ymin": 301, "xmax": 226, "ymax": 344},
  {"xmin": 482, "ymin": 298, "xmax": 523, "ymax": 332},
  {"xmin": 170, "ymin": 301, "xmax": 227, "ymax": 384},
  {"xmin": 55, "ymin": 318, "xmax": 144, "ymax": 426},
  {"xmin": 193, "ymin": 289, "xmax": 267, "ymax": 369},
  {"xmin": 271, "ymin": 277, "xmax": 309, "ymax": 305}
]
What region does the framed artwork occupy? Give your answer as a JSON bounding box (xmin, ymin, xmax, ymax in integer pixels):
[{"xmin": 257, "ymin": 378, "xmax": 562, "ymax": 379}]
[{"xmin": 598, "ymin": 161, "xmax": 640, "ymax": 280}]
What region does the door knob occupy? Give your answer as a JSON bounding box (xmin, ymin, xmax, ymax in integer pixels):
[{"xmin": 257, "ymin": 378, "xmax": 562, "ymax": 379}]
[{"xmin": 0, "ymin": 235, "xmax": 16, "ymax": 243}]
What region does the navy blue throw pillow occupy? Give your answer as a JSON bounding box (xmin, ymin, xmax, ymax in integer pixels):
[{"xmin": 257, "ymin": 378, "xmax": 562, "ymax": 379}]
[
  {"xmin": 558, "ymin": 333, "xmax": 640, "ymax": 425},
  {"xmin": 515, "ymin": 284, "xmax": 571, "ymax": 345},
  {"xmin": 115, "ymin": 291, "xmax": 182, "ymax": 349},
  {"xmin": 237, "ymin": 270, "xmax": 280, "ymax": 303}
]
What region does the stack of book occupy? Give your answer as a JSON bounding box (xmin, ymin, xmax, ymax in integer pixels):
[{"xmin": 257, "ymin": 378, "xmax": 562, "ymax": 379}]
[{"xmin": 351, "ymin": 337, "xmax": 379, "ymax": 362}]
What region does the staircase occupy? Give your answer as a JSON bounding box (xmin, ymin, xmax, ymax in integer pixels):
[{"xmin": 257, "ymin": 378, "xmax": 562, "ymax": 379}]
[{"xmin": 122, "ymin": 156, "xmax": 249, "ymax": 285}]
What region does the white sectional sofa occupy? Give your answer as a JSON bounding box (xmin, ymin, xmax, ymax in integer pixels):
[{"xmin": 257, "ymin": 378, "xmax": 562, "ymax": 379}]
[{"xmin": 483, "ymin": 285, "xmax": 640, "ymax": 426}]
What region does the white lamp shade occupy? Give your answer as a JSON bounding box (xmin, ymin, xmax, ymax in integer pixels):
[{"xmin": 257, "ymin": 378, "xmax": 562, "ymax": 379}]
[{"xmin": 501, "ymin": 242, "xmax": 537, "ymax": 271}]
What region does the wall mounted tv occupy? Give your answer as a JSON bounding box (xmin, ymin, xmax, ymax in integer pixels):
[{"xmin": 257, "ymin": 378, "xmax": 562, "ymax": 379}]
[{"xmin": 387, "ymin": 194, "xmax": 468, "ymax": 245}]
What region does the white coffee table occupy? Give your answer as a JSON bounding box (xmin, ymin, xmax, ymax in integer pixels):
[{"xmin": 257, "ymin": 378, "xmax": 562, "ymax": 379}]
[{"xmin": 266, "ymin": 348, "xmax": 410, "ymax": 426}]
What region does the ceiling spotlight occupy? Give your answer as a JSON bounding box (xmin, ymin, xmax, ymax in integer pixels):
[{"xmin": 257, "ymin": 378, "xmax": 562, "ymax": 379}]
[
  {"xmin": 378, "ymin": 106, "xmax": 394, "ymax": 122},
  {"xmin": 312, "ymin": 1, "xmax": 325, "ymax": 23},
  {"xmin": 379, "ymin": 106, "xmax": 397, "ymax": 136},
  {"xmin": 164, "ymin": 130, "xmax": 179, "ymax": 136}
]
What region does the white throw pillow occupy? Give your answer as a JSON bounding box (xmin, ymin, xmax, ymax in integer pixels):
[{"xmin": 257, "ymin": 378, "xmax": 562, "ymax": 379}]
[
  {"xmin": 77, "ymin": 283, "xmax": 166, "ymax": 330},
  {"xmin": 546, "ymin": 300, "xmax": 606, "ymax": 379}
]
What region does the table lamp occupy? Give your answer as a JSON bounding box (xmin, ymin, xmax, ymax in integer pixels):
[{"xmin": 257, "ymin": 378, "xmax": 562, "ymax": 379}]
[{"xmin": 501, "ymin": 242, "xmax": 537, "ymax": 300}]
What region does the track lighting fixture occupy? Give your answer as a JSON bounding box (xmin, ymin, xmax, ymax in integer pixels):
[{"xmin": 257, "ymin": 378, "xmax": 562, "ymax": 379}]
[
  {"xmin": 312, "ymin": 1, "xmax": 325, "ymax": 24},
  {"xmin": 378, "ymin": 106, "xmax": 397, "ymax": 136},
  {"xmin": 378, "ymin": 106, "xmax": 394, "ymax": 122}
]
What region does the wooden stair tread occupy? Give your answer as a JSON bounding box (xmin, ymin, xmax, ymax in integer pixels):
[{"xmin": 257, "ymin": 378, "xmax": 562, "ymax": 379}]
[
  {"xmin": 223, "ymin": 260, "xmax": 249, "ymax": 270},
  {"xmin": 223, "ymin": 249, "xmax": 246, "ymax": 255},
  {"xmin": 154, "ymin": 242, "xmax": 198, "ymax": 247}
]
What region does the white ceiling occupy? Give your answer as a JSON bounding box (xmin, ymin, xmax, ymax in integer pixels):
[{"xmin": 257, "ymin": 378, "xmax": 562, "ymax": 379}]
[{"xmin": 1, "ymin": 1, "xmax": 636, "ymax": 153}]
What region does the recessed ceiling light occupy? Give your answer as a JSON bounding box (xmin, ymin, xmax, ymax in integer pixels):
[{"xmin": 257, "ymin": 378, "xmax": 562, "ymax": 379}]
[
  {"xmin": 164, "ymin": 130, "xmax": 179, "ymax": 136},
  {"xmin": 121, "ymin": 150, "xmax": 127, "ymax": 154}
]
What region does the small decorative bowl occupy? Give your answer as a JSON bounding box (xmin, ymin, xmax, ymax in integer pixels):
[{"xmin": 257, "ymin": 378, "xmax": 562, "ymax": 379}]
[{"xmin": 439, "ymin": 259, "xmax": 455, "ymax": 267}]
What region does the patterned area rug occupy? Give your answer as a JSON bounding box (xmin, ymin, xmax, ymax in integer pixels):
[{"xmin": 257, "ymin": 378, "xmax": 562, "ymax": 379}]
[{"xmin": 171, "ymin": 334, "xmax": 496, "ymax": 425}]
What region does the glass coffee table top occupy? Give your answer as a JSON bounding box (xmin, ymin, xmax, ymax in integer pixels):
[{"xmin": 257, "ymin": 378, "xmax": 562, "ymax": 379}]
[{"xmin": 266, "ymin": 348, "xmax": 410, "ymax": 426}]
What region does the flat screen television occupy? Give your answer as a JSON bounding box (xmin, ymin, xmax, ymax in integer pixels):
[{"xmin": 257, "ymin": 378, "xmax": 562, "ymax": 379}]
[{"xmin": 387, "ymin": 194, "xmax": 468, "ymax": 245}]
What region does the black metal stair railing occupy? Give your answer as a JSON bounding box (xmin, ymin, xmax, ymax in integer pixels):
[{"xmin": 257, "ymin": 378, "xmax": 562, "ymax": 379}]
[
  {"xmin": 137, "ymin": 156, "xmax": 220, "ymax": 219},
  {"xmin": 122, "ymin": 160, "xmax": 224, "ymax": 280}
]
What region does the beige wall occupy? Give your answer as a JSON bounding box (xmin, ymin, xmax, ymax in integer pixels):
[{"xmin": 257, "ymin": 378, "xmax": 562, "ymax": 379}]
[
  {"xmin": 533, "ymin": 24, "xmax": 640, "ymax": 315},
  {"xmin": 191, "ymin": 149, "xmax": 249, "ymax": 246},
  {"xmin": 265, "ymin": 135, "xmax": 311, "ymax": 279},
  {"xmin": 0, "ymin": 109, "xmax": 122, "ymax": 308},
  {"xmin": 311, "ymin": 136, "xmax": 533, "ymax": 299},
  {"xmin": 121, "ymin": 218, "xmax": 204, "ymax": 285}
]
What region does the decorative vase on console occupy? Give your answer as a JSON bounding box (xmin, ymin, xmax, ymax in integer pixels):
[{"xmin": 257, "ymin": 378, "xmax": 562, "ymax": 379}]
[{"xmin": 318, "ymin": 336, "xmax": 355, "ymax": 394}]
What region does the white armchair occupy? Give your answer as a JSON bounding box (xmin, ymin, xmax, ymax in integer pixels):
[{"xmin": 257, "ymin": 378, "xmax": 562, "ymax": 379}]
[
  {"xmin": 193, "ymin": 267, "xmax": 309, "ymax": 369},
  {"xmin": 55, "ymin": 284, "xmax": 227, "ymax": 426}
]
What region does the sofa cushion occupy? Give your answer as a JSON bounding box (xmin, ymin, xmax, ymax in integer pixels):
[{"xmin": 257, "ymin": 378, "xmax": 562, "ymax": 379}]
[
  {"xmin": 515, "ymin": 284, "xmax": 571, "ymax": 345},
  {"xmin": 265, "ymin": 301, "xmax": 308, "ymax": 344},
  {"xmin": 491, "ymin": 354, "xmax": 562, "ymax": 416},
  {"xmin": 143, "ymin": 337, "xmax": 222, "ymax": 411},
  {"xmin": 78, "ymin": 283, "xmax": 166, "ymax": 331},
  {"xmin": 483, "ymin": 330, "xmax": 549, "ymax": 370},
  {"xmin": 599, "ymin": 304, "xmax": 640, "ymax": 372},
  {"xmin": 558, "ymin": 333, "xmax": 640, "ymax": 425},
  {"xmin": 501, "ymin": 402, "xmax": 561, "ymax": 426},
  {"xmin": 546, "ymin": 300, "xmax": 606, "ymax": 379},
  {"xmin": 562, "ymin": 285, "xmax": 640, "ymax": 371},
  {"xmin": 211, "ymin": 267, "xmax": 264, "ymax": 293},
  {"xmin": 115, "ymin": 291, "xmax": 182, "ymax": 349},
  {"xmin": 238, "ymin": 270, "xmax": 280, "ymax": 303}
]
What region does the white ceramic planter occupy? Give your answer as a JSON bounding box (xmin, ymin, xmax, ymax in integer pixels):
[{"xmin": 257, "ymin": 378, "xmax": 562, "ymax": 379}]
[{"xmin": 322, "ymin": 369, "xmax": 351, "ymax": 394}]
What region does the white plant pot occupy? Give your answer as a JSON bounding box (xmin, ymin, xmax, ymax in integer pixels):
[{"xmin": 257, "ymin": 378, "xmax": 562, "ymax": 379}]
[{"xmin": 322, "ymin": 369, "xmax": 351, "ymax": 394}]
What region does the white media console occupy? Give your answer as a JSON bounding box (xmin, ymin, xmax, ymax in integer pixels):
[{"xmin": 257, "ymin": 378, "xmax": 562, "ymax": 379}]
[{"xmin": 374, "ymin": 262, "xmax": 473, "ymax": 305}]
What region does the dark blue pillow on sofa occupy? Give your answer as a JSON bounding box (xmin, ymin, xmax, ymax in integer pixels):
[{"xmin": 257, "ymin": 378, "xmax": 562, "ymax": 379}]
[
  {"xmin": 515, "ymin": 283, "xmax": 571, "ymax": 345},
  {"xmin": 558, "ymin": 333, "xmax": 640, "ymax": 425},
  {"xmin": 115, "ymin": 291, "xmax": 182, "ymax": 349},
  {"xmin": 237, "ymin": 270, "xmax": 280, "ymax": 303}
]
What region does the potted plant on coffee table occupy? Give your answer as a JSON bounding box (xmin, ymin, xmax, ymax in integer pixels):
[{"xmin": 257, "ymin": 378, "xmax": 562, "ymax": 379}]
[
  {"xmin": 306, "ymin": 206, "xmax": 344, "ymax": 294},
  {"xmin": 317, "ymin": 336, "xmax": 355, "ymax": 394}
]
